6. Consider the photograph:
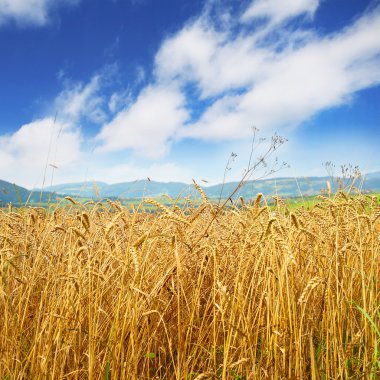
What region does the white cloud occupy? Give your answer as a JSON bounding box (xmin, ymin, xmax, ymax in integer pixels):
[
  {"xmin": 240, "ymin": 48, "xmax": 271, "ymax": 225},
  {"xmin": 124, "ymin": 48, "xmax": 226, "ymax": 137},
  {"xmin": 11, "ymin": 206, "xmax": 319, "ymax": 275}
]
[
  {"xmin": 241, "ymin": 0, "xmax": 320, "ymax": 25},
  {"xmin": 55, "ymin": 75, "xmax": 107, "ymax": 124},
  {"xmin": 4, "ymin": 1, "xmax": 380, "ymax": 187},
  {"xmin": 0, "ymin": 70, "xmax": 111, "ymax": 188},
  {"xmin": 0, "ymin": 118, "xmax": 81, "ymax": 187},
  {"xmin": 154, "ymin": 4, "xmax": 380, "ymax": 141},
  {"xmin": 96, "ymin": 85, "xmax": 188, "ymax": 157},
  {"xmin": 155, "ymin": 21, "xmax": 224, "ymax": 92},
  {"xmin": 94, "ymin": 2, "xmax": 380, "ymax": 163},
  {"xmin": 135, "ymin": 65, "xmax": 146, "ymax": 85},
  {"xmin": 0, "ymin": 0, "xmax": 79, "ymax": 26},
  {"xmin": 156, "ymin": 20, "xmax": 273, "ymax": 98},
  {"xmin": 108, "ymin": 91, "xmax": 131, "ymax": 113}
]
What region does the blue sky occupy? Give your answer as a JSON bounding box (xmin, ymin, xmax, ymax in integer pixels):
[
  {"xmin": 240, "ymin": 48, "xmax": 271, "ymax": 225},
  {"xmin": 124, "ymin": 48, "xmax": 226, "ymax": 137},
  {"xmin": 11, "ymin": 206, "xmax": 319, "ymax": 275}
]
[{"xmin": 0, "ymin": 0, "xmax": 379, "ymax": 188}]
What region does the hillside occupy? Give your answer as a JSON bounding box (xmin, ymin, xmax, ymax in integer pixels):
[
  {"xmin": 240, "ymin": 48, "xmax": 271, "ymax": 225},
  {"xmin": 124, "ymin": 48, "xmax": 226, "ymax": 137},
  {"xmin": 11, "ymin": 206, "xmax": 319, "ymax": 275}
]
[
  {"xmin": 0, "ymin": 179, "xmax": 57, "ymax": 206},
  {"xmin": 40, "ymin": 171, "xmax": 380, "ymax": 200},
  {"xmin": 2, "ymin": 172, "xmax": 378, "ymax": 206}
]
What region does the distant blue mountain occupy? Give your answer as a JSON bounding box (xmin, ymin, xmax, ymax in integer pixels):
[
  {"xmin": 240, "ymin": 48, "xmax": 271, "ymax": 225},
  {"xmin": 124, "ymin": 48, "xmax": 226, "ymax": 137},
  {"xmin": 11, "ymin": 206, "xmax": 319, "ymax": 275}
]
[
  {"xmin": 2, "ymin": 171, "xmax": 378, "ymax": 207},
  {"xmin": 0, "ymin": 179, "xmax": 57, "ymax": 206},
  {"xmin": 39, "ymin": 171, "xmax": 380, "ymax": 200},
  {"xmin": 364, "ymin": 171, "xmax": 380, "ymax": 180}
]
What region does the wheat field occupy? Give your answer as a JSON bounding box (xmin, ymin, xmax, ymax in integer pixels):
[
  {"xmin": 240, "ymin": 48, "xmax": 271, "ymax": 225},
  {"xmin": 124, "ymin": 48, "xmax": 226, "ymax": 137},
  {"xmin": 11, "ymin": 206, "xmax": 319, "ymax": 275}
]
[{"xmin": 0, "ymin": 191, "xmax": 379, "ymax": 379}]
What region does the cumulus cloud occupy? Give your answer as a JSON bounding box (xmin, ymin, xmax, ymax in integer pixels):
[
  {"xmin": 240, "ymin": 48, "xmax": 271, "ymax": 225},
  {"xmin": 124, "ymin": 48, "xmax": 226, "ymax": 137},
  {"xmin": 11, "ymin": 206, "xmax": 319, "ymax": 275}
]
[
  {"xmin": 0, "ymin": 70, "xmax": 112, "ymax": 187},
  {"xmin": 155, "ymin": 20, "xmax": 274, "ymax": 98},
  {"xmin": 152, "ymin": 2, "xmax": 380, "ymax": 141},
  {"xmin": 94, "ymin": 2, "xmax": 380, "ymax": 158},
  {"xmin": 55, "ymin": 75, "xmax": 107, "ymax": 124},
  {"xmin": 108, "ymin": 91, "xmax": 130, "ymax": 113},
  {"xmin": 1, "ymin": 56, "xmax": 167, "ymax": 187},
  {"xmin": 96, "ymin": 85, "xmax": 188, "ymax": 157},
  {"xmin": 241, "ymin": 0, "xmax": 319, "ymax": 25},
  {"xmin": 155, "ymin": 21, "xmax": 226, "ymax": 95},
  {"xmin": 0, "ymin": 0, "xmax": 79, "ymax": 26},
  {"xmin": 0, "ymin": 118, "xmax": 81, "ymax": 186},
  {"xmin": 4, "ymin": 0, "xmax": 380, "ymax": 186}
]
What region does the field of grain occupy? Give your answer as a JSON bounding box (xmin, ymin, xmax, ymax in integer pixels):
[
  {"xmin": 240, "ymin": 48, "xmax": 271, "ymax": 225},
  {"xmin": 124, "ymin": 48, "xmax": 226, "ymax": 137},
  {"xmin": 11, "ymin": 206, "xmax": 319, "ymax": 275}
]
[{"xmin": 1, "ymin": 191, "xmax": 379, "ymax": 379}]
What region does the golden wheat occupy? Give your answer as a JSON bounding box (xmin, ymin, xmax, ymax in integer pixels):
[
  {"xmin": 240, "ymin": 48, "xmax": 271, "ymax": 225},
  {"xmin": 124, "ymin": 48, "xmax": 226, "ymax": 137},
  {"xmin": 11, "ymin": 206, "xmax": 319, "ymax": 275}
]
[{"xmin": 0, "ymin": 193, "xmax": 379, "ymax": 379}]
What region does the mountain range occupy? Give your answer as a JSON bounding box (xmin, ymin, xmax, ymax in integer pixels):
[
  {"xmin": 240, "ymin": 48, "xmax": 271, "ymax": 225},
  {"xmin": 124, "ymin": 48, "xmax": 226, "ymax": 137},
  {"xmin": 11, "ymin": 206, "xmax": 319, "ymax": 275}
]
[
  {"xmin": 0, "ymin": 179, "xmax": 58, "ymax": 206},
  {"xmin": 1, "ymin": 172, "xmax": 380, "ymax": 206},
  {"xmin": 36, "ymin": 171, "xmax": 380, "ymax": 200}
]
